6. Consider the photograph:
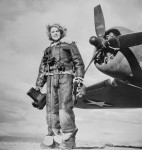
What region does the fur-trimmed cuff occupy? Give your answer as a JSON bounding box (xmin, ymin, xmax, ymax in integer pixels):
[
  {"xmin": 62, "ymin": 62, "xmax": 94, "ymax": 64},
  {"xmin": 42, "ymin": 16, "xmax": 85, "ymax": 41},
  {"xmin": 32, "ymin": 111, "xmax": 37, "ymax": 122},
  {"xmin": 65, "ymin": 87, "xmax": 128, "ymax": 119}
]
[{"xmin": 73, "ymin": 77, "xmax": 84, "ymax": 84}]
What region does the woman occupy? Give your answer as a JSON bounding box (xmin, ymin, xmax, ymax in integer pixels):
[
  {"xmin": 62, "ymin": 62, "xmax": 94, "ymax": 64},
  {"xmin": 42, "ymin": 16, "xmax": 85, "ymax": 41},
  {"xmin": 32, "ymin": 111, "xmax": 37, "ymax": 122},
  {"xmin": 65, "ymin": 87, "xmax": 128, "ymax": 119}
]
[{"xmin": 35, "ymin": 23, "xmax": 85, "ymax": 149}]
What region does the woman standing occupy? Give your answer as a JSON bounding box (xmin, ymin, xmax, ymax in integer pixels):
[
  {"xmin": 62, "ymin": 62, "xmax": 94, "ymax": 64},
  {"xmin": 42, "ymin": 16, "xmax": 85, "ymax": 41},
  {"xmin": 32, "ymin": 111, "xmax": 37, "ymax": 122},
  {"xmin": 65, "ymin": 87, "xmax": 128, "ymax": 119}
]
[{"xmin": 35, "ymin": 23, "xmax": 85, "ymax": 149}]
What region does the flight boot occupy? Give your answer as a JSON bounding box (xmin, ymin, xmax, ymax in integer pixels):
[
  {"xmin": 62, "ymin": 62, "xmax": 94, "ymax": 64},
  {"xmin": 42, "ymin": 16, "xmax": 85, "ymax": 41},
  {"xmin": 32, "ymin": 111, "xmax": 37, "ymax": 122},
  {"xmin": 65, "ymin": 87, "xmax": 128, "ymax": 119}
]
[
  {"xmin": 40, "ymin": 133, "xmax": 59, "ymax": 149},
  {"xmin": 54, "ymin": 128, "xmax": 78, "ymax": 149}
]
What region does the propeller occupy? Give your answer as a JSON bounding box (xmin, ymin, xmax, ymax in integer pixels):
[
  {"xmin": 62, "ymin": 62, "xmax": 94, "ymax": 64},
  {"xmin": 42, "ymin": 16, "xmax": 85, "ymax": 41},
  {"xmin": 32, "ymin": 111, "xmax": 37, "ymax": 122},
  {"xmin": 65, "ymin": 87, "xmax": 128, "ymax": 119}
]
[
  {"xmin": 85, "ymin": 4, "xmax": 142, "ymax": 73},
  {"xmin": 85, "ymin": 5, "xmax": 105, "ymax": 73}
]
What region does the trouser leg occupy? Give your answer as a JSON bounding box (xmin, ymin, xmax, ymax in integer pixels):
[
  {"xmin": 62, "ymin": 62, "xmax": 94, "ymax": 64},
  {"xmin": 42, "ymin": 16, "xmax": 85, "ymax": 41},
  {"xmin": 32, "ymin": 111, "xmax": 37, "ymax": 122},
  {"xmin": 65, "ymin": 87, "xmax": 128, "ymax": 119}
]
[
  {"xmin": 53, "ymin": 74, "xmax": 77, "ymax": 149},
  {"xmin": 46, "ymin": 75, "xmax": 60, "ymax": 135},
  {"xmin": 59, "ymin": 74, "xmax": 76, "ymax": 133},
  {"xmin": 59, "ymin": 108, "xmax": 76, "ymax": 133},
  {"xmin": 40, "ymin": 76, "xmax": 60, "ymax": 148}
]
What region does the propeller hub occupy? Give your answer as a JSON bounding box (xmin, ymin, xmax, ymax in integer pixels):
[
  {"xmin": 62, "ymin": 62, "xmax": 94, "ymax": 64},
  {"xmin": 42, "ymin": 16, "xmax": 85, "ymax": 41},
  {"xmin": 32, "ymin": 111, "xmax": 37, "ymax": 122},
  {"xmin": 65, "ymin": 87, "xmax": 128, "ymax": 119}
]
[{"xmin": 89, "ymin": 36, "xmax": 102, "ymax": 48}]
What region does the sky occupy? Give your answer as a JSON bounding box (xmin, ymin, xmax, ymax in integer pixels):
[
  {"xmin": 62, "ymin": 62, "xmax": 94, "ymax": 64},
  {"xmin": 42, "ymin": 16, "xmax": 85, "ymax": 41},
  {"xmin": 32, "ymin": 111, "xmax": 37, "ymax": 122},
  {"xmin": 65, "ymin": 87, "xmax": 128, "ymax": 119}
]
[{"xmin": 0, "ymin": 0, "xmax": 142, "ymax": 144}]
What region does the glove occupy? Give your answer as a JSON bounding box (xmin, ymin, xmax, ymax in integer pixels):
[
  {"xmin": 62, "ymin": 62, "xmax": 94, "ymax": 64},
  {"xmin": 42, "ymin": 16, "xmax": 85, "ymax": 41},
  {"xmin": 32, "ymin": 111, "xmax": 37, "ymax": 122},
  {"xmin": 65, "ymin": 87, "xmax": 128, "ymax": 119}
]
[
  {"xmin": 73, "ymin": 77, "xmax": 86, "ymax": 97},
  {"xmin": 73, "ymin": 77, "xmax": 83, "ymax": 86},
  {"xmin": 35, "ymin": 86, "xmax": 42, "ymax": 91}
]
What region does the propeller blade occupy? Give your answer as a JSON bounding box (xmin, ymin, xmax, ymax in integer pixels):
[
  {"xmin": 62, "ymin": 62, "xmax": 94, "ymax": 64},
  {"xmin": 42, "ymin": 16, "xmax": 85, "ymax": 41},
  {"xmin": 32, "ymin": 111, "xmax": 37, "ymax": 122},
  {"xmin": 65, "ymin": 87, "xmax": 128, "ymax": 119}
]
[
  {"xmin": 94, "ymin": 5, "xmax": 105, "ymax": 38},
  {"xmin": 118, "ymin": 32, "xmax": 142, "ymax": 48},
  {"xmin": 85, "ymin": 47, "xmax": 96, "ymax": 73},
  {"xmin": 108, "ymin": 32, "xmax": 142, "ymax": 48}
]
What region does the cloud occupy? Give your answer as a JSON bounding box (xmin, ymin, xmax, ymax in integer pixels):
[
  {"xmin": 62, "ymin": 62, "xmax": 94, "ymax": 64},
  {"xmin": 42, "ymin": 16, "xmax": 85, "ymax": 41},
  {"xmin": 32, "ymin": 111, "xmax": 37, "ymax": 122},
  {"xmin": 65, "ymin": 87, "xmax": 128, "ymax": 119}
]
[
  {"xmin": 0, "ymin": 0, "xmax": 53, "ymax": 22},
  {"xmin": 101, "ymin": 0, "xmax": 142, "ymax": 30},
  {"xmin": 0, "ymin": 81, "xmax": 30, "ymax": 124}
]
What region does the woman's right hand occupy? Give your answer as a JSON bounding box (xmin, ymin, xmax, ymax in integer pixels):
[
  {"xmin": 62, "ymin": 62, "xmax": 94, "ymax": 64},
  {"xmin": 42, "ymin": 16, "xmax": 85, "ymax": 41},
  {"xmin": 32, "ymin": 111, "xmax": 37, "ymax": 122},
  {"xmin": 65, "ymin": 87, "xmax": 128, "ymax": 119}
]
[{"xmin": 35, "ymin": 86, "xmax": 41, "ymax": 91}]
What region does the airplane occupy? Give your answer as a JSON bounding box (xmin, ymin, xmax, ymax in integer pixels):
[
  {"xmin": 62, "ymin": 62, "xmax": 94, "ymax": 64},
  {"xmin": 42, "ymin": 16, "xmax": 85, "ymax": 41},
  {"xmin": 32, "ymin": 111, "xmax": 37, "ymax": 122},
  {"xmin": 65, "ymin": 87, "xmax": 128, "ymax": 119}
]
[{"xmin": 75, "ymin": 4, "xmax": 142, "ymax": 109}]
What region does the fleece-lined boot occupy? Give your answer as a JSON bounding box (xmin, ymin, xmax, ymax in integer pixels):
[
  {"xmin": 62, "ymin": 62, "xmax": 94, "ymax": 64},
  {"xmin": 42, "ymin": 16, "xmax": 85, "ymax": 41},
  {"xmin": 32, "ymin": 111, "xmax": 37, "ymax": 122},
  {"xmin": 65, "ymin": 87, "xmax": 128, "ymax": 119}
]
[
  {"xmin": 54, "ymin": 128, "xmax": 78, "ymax": 149},
  {"xmin": 40, "ymin": 135, "xmax": 59, "ymax": 149}
]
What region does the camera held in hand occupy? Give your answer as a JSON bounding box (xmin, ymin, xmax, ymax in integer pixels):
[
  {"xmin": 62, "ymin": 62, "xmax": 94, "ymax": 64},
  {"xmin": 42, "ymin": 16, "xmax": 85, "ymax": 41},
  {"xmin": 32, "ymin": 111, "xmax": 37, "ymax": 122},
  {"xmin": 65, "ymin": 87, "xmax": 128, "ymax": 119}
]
[{"xmin": 27, "ymin": 87, "xmax": 46, "ymax": 110}]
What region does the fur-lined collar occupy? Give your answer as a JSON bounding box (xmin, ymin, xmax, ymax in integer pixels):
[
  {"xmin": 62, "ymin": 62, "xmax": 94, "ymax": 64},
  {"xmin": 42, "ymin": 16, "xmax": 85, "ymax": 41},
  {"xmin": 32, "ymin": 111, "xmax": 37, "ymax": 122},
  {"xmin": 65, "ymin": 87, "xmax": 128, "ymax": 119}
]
[{"xmin": 50, "ymin": 37, "xmax": 75, "ymax": 47}]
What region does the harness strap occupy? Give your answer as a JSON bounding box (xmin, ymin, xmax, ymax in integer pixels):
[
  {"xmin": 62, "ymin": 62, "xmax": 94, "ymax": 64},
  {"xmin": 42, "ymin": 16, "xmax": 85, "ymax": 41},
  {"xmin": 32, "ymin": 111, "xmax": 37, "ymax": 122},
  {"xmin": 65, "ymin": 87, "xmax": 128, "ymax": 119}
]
[{"xmin": 45, "ymin": 70, "xmax": 74, "ymax": 76}]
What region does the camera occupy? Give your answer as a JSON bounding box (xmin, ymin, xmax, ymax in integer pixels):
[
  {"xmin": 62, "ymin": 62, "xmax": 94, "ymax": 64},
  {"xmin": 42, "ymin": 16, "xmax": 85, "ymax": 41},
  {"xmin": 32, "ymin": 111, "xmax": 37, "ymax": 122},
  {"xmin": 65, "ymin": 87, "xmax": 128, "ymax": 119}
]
[{"xmin": 27, "ymin": 87, "xmax": 46, "ymax": 110}]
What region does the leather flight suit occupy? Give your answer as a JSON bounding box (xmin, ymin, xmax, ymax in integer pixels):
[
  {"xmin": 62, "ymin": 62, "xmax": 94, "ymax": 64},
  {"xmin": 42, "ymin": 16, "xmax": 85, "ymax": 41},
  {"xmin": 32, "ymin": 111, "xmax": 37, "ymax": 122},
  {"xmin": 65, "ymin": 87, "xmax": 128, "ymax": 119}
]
[{"xmin": 36, "ymin": 41, "xmax": 85, "ymax": 135}]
